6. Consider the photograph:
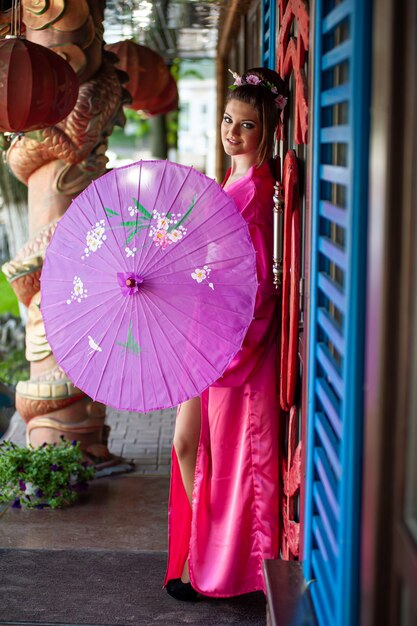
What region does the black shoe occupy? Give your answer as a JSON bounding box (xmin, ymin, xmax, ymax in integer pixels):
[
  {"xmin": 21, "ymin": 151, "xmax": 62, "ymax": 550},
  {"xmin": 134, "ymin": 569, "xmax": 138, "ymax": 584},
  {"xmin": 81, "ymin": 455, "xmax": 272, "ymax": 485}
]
[{"xmin": 166, "ymin": 578, "xmax": 199, "ymax": 601}]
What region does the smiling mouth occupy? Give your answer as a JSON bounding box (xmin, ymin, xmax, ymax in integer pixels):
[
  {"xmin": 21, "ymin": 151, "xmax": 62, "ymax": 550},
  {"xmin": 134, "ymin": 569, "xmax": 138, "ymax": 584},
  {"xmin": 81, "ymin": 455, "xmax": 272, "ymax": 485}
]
[{"xmin": 227, "ymin": 139, "xmax": 240, "ymax": 145}]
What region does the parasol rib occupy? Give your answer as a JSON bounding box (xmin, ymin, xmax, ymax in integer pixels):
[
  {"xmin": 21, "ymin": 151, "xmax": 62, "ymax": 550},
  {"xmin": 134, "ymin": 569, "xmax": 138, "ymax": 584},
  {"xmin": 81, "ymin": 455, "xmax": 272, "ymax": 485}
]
[
  {"xmin": 135, "ymin": 159, "xmax": 169, "ymax": 272},
  {"xmin": 140, "ymin": 289, "xmax": 226, "ymax": 382},
  {"xmin": 140, "ymin": 290, "xmax": 204, "ymax": 400},
  {"xmin": 89, "ymin": 295, "xmax": 132, "ymax": 405},
  {"xmin": 137, "ymin": 168, "xmax": 216, "ymax": 277},
  {"xmin": 143, "ymin": 284, "xmax": 247, "ymax": 343},
  {"xmin": 91, "ymin": 180, "xmax": 135, "ymax": 268},
  {"xmin": 140, "ymin": 196, "xmax": 245, "ymax": 278}
]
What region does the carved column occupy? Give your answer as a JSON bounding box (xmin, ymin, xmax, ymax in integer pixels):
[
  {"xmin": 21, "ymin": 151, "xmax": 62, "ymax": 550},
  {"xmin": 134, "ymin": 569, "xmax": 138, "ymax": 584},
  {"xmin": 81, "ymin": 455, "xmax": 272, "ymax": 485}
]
[{"xmin": 1, "ymin": 0, "xmax": 130, "ymax": 464}]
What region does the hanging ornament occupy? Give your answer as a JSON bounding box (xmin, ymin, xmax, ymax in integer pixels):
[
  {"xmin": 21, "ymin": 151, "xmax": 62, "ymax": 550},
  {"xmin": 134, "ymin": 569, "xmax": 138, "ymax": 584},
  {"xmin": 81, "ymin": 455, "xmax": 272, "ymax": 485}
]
[
  {"xmin": 144, "ymin": 72, "xmax": 178, "ymax": 117},
  {"xmin": 105, "ymin": 40, "xmax": 172, "ymax": 112},
  {"xmin": 0, "ymin": 0, "xmax": 79, "ymax": 133},
  {"xmin": 0, "ymin": 36, "xmax": 79, "ymax": 132}
]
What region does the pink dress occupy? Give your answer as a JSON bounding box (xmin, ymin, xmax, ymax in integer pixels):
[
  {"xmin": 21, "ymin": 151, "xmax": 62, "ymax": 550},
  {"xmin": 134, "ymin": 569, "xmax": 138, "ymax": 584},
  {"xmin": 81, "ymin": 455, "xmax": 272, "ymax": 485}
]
[{"xmin": 164, "ymin": 161, "xmax": 281, "ymax": 597}]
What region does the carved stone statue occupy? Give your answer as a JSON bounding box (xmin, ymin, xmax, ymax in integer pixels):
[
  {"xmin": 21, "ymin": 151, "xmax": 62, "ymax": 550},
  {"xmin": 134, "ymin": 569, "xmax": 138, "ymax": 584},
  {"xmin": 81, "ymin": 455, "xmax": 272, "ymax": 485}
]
[{"xmin": 1, "ymin": 0, "xmax": 131, "ymax": 464}]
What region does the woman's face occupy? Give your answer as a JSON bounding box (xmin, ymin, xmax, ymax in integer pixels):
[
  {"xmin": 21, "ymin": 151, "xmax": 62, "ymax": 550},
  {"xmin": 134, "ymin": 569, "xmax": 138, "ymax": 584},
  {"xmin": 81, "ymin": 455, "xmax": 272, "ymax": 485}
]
[{"xmin": 221, "ymin": 99, "xmax": 262, "ymax": 161}]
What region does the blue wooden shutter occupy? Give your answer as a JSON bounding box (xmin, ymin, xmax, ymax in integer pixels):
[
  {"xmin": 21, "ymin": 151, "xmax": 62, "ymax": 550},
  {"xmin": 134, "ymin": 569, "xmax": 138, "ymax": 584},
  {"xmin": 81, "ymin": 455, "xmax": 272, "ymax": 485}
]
[
  {"xmin": 261, "ymin": 0, "xmax": 276, "ymax": 69},
  {"xmin": 303, "ymin": 1, "xmax": 372, "ymax": 625}
]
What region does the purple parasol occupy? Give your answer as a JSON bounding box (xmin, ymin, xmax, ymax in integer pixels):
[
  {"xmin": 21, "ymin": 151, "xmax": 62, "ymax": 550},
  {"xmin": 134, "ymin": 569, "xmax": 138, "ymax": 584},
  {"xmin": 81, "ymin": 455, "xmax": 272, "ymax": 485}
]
[{"xmin": 40, "ymin": 160, "xmax": 257, "ymax": 412}]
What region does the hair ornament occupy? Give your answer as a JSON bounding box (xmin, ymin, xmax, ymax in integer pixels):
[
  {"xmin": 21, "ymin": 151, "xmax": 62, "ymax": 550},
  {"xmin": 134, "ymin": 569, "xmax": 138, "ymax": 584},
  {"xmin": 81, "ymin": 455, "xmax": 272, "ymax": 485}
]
[{"xmin": 228, "ymin": 68, "xmax": 287, "ymax": 110}]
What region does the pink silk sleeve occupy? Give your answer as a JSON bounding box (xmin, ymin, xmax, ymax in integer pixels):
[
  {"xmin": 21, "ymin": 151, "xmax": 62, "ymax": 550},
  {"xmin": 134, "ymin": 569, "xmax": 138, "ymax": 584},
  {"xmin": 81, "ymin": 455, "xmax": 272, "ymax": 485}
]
[{"xmin": 213, "ymin": 180, "xmax": 278, "ymax": 387}]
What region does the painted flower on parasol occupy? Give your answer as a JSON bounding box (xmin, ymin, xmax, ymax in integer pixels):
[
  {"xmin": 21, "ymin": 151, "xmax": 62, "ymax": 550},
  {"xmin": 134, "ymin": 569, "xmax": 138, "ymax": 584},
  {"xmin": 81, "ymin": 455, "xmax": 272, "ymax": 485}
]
[{"xmin": 40, "ymin": 160, "xmax": 257, "ymax": 412}]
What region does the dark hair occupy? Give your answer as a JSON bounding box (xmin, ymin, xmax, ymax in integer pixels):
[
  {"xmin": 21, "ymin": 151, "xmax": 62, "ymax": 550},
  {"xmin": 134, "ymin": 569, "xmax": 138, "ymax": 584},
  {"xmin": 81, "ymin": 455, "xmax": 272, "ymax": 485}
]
[{"xmin": 225, "ymin": 67, "xmax": 287, "ymax": 166}]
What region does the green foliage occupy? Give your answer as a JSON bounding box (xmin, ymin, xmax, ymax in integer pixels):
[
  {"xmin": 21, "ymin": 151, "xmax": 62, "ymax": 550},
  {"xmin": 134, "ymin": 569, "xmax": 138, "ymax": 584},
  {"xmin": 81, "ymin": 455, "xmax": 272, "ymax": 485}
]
[
  {"xmin": 108, "ymin": 127, "xmax": 136, "ymax": 149},
  {"xmin": 171, "ymin": 58, "xmax": 204, "ymax": 82},
  {"xmin": 0, "ymin": 439, "xmax": 95, "ymax": 509},
  {"xmin": 166, "ymin": 110, "xmax": 178, "ymax": 151},
  {"xmin": 108, "ymin": 109, "xmax": 151, "ymax": 152},
  {"xmin": 0, "ymin": 272, "xmax": 19, "ymax": 316},
  {"xmin": 0, "ymin": 347, "xmax": 29, "ymax": 387},
  {"xmin": 179, "ymin": 68, "xmax": 204, "ymax": 80},
  {"xmin": 124, "ymin": 109, "xmax": 151, "ymax": 139},
  {"xmin": 0, "ymin": 155, "xmax": 27, "ymax": 204},
  {"xmin": 165, "ymin": 59, "xmax": 181, "ymax": 151}
]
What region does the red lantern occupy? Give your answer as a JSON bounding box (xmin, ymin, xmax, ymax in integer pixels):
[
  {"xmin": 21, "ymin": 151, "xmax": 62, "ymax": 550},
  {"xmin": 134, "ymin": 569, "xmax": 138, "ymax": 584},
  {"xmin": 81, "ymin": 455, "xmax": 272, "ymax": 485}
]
[
  {"xmin": 0, "ymin": 37, "xmax": 79, "ymax": 133},
  {"xmin": 105, "ymin": 40, "xmax": 171, "ymax": 111},
  {"xmin": 145, "ymin": 73, "xmax": 179, "ymax": 117}
]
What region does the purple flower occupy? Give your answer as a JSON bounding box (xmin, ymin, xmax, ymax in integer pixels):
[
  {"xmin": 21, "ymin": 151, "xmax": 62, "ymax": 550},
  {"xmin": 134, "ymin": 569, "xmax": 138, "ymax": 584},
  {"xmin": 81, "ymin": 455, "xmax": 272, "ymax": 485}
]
[
  {"xmin": 275, "ymin": 94, "xmax": 288, "ymax": 110},
  {"xmin": 35, "ymin": 488, "xmax": 43, "ymax": 498},
  {"xmin": 228, "ymin": 68, "xmax": 243, "ymax": 86},
  {"xmin": 11, "ymin": 499, "xmax": 21, "ymax": 509},
  {"xmin": 17, "ymin": 466, "xmax": 25, "ymax": 473},
  {"xmin": 50, "ymin": 464, "xmax": 59, "ymax": 471},
  {"xmin": 41, "ymin": 442, "xmax": 48, "ymax": 448},
  {"xmin": 246, "ymin": 74, "xmax": 261, "ymax": 85},
  {"xmin": 35, "ymin": 503, "xmax": 48, "ymax": 510},
  {"xmin": 18, "ymin": 479, "xmax": 26, "ymax": 491},
  {"xmin": 71, "ymin": 440, "xmax": 77, "ymax": 446}
]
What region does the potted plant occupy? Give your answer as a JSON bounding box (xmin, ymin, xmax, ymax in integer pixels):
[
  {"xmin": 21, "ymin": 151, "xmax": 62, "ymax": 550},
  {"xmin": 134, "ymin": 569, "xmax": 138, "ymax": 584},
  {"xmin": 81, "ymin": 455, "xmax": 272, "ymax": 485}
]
[{"xmin": 0, "ymin": 438, "xmax": 95, "ymax": 509}]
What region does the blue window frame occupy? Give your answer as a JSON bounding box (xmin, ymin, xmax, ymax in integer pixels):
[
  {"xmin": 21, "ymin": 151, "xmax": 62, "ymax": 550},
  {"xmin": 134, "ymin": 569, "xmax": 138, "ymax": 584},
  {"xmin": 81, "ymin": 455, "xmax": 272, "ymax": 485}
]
[
  {"xmin": 303, "ymin": 1, "xmax": 372, "ymax": 624},
  {"xmin": 261, "ymin": 0, "xmax": 276, "ymax": 69}
]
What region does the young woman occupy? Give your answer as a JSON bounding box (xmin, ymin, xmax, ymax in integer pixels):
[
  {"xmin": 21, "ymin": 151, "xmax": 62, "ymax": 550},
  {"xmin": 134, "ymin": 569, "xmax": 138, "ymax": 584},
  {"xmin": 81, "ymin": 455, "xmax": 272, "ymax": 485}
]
[{"xmin": 165, "ymin": 67, "xmax": 287, "ymax": 600}]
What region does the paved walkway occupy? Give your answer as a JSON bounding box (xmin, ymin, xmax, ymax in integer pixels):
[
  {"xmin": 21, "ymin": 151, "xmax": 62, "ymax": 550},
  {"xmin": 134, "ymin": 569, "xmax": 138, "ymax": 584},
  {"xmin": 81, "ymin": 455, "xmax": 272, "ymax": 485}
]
[{"xmin": 5, "ymin": 406, "xmax": 177, "ymax": 475}]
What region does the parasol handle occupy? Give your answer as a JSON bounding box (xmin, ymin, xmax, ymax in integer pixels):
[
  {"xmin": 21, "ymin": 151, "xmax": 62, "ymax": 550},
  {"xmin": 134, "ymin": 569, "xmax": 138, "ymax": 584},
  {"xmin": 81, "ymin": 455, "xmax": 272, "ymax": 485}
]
[{"xmin": 272, "ymin": 181, "xmax": 284, "ymax": 290}]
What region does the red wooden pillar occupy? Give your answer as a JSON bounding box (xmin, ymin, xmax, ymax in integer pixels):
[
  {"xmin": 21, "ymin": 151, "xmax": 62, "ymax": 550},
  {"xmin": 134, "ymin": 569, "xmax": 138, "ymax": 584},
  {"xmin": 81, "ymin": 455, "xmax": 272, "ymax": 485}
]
[{"xmin": 276, "ymin": 0, "xmax": 309, "ymax": 561}]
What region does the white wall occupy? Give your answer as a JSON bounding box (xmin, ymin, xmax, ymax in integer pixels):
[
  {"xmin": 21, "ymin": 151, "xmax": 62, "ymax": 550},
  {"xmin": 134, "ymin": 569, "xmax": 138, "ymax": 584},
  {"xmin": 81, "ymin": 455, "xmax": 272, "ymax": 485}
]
[{"xmin": 177, "ymin": 78, "xmax": 217, "ymax": 179}]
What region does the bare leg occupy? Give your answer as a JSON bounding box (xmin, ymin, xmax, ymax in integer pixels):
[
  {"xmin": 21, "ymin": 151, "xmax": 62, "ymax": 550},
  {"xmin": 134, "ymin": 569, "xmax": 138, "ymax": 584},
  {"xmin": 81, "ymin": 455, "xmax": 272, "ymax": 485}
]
[
  {"xmin": 173, "ymin": 396, "xmax": 201, "ymax": 583},
  {"xmin": 173, "ymin": 396, "xmax": 201, "ymax": 504}
]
